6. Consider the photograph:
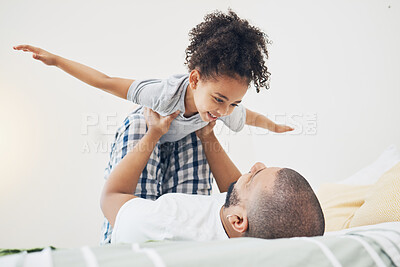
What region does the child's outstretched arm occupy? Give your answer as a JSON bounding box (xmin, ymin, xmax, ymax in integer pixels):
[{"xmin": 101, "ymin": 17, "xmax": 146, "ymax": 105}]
[
  {"xmin": 245, "ymin": 108, "xmax": 294, "ymax": 133},
  {"xmin": 13, "ymin": 45, "xmax": 133, "ymax": 99}
]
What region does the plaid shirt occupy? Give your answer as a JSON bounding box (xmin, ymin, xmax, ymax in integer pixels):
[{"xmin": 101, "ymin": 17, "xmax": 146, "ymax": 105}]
[{"xmin": 101, "ymin": 109, "xmax": 213, "ymax": 244}]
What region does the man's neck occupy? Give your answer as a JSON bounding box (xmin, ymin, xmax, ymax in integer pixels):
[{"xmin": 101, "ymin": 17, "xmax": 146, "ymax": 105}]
[{"xmin": 220, "ymin": 206, "xmax": 230, "ymax": 237}]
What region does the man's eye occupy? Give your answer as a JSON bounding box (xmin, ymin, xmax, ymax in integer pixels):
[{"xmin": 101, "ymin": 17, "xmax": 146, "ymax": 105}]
[
  {"xmin": 214, "ymin": 97, "xmax": 223, "ymax": 103},
  {"xmin": 231, "ymin": 104, "xmax": 238, "ymax": 107}
]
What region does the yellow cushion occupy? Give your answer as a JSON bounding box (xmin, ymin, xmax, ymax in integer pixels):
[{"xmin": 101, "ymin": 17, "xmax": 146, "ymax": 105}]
[
  {"xmin": 317, "ymin": 183, "xmax": 371, "ymax": 232},
  {"xmin": 350, "ymin": 162, "xmax": 400, "ymax": 227}
]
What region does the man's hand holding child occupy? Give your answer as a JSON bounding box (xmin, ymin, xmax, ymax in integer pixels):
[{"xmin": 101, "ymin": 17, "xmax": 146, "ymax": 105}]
[
  {"xmin": 143, "ymin": 107, "xmax": 180, "ymax": 138},
  {"xmin": 195, "ymin": 121, "xmax": 217, "ymax": 141}
]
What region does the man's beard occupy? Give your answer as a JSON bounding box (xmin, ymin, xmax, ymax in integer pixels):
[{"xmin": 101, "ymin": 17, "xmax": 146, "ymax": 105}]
[{"xmin": 224, "ymin": 181, "xmax": 240, "ymax": 208}]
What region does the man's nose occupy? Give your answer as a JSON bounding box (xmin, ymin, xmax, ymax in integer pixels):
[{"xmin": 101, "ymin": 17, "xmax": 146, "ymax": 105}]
[{"xmin": 250, "ymin": 162, "xmax": 266, "ymax": 174}]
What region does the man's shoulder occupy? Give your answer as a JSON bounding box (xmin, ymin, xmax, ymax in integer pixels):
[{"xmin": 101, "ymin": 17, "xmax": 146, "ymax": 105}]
[
  {"xmin": 157, "ymin": 192, "xmax": 226, "ymax": 205},
  {"xmin": 119, "ymin": 193, "xmax": 227, "ymax": 215}
]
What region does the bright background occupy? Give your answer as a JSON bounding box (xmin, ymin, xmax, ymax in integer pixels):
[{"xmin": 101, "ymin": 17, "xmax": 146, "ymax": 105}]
[{"xmin": 1, "ymin": 0, "xmax": 399, "ymax": 248}]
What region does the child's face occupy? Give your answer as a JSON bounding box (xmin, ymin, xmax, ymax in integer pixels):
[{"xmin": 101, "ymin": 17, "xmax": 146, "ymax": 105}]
[{"xmin": 191, "ymin": 72, "xmax": 248, "ymax": 122}]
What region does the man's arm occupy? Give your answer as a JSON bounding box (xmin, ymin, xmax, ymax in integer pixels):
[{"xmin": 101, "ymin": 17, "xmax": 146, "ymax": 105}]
[
  {"xmin": 13, "ymin": 45, "xmax": 133, "ymax": 99},
  {"xmin": 245, "ymin": 108, "xmax": 294, "ymax": 133},
  {"xmin": 196, "ymin": 122, "xmax": 241, "ymax": 192},
  {"xmin": 100, "ymin": 108, "xmax": 179, "ymax": 227}
]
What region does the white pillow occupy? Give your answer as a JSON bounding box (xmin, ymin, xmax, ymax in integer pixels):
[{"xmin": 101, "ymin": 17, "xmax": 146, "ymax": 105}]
[{"xmin": 338, "ymin": 144, "xmax": 400, "ymax": 186}]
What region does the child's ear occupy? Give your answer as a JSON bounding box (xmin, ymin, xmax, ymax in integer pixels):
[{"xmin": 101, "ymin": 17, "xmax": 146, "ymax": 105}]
[{"xmin": 189, "ymin": 69, "xmax": 200, "ymax": 90}]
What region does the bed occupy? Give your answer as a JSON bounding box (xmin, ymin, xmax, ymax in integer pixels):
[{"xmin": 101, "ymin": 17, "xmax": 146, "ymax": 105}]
[
  {"xmin": 1, "ymin": 222, "xmax": 400, "ymax": 267},
  {"xmin": 2, "ymin": 145, "xmax": 399, "ymax": 267}
]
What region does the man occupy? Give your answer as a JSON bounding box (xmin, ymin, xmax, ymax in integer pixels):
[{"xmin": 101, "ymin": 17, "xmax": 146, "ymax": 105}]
[{"xmin": 100, "ymin": 108, "xmax": 325, "ymax": 243}]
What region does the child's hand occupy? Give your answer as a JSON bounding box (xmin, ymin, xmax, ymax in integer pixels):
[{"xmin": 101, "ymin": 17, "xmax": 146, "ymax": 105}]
[
  {"xmin": 143, "ymin": 107, "xmax": 180, "ymax": 137},
  {"xmin": 272, "ymin": 124, "xmax": 294, "ymax": 133},
  {"xmin": 196, "ymin": 121, "xmax": 216, "ymax": 141},
  {"xmin": 13, "ymin": 45, "xmax": 57, "ymax": 66}
]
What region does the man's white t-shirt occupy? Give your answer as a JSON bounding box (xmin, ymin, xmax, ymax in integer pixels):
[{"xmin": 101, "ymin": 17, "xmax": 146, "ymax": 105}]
[{"xmin": 111, "ymin": 193, "xmax": 228, "ymax": 244}]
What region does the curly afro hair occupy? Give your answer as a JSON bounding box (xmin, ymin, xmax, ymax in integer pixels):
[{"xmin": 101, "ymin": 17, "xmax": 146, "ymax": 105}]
[{"xmin": 185, "ymin": 9, "xmax": 271, "ymax": 93}]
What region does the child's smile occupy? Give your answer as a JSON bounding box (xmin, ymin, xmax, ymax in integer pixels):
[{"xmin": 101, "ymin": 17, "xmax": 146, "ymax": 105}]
[
  {"xmin": 207, "ymin": 111, "xmax": 218, "ymax": 121},
  {"xmin": 186, "ymin": 70, "xmax": 249, "ymax": 122}
]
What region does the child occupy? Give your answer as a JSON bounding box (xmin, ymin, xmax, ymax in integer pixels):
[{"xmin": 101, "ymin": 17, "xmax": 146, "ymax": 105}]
[{"xmin": 14, "ymin": 9, "xmax": 293, "ymax": 244}]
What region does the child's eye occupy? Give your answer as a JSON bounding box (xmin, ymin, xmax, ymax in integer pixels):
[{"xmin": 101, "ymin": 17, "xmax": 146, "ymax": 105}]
[{"xmin": 214, "ymin": 97, "xmax": 238, "ymax": 107}]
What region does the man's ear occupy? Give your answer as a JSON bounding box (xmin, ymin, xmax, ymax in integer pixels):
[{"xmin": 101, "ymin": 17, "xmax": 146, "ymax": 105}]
[
  {"xmin": 189, "ymin": 69, "xmax": 200, "ymax": 90},
  {"xmin": 227, "ymin": 214, "xmax": 249, "ymax": 235}
]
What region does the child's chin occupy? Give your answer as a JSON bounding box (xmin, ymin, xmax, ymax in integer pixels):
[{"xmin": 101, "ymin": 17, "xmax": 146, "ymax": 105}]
[
  {"xmin": 199, "ymin": 112, "xmax": 209, "ymax": 122},
  {"xmin": 200, "ymin": 116, "xmax": 209, "ymax": 122}
]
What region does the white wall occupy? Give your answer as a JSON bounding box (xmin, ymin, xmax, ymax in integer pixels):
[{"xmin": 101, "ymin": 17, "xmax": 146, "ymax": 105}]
[{"xmin": 0, "ymin": 0, "xmax": 399, "ymax": 248}]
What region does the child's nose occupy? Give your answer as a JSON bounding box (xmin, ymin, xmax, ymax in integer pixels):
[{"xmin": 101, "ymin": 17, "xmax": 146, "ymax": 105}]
[{"xmin": 218, "ymin": 105, "xmax": 229, "ymax": 116}]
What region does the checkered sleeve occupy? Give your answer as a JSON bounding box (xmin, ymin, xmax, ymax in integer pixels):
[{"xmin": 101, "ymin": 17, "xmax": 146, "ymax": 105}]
[
  {"xmin": 100, "ymin": 109, "xmax": 214, "ymax": 245},
  {"xmin": 100, "ymin": 112, "xmax": 148, "ymax": 245}
]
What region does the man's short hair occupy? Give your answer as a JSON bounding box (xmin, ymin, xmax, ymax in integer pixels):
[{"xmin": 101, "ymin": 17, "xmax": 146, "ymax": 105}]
[{"xmin": 244, "ymin": 168, "xmax": 325, "ymax": 239}]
